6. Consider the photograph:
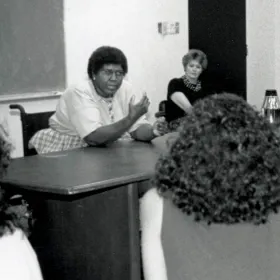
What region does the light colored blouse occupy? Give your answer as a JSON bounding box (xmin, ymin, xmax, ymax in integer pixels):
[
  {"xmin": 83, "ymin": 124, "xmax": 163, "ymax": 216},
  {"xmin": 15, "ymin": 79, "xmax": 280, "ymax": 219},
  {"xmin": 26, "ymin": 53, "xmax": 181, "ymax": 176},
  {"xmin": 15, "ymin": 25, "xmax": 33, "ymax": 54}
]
[{"xmin": 50, "ymin": 79, "xmax": 149, "ymax": 138}]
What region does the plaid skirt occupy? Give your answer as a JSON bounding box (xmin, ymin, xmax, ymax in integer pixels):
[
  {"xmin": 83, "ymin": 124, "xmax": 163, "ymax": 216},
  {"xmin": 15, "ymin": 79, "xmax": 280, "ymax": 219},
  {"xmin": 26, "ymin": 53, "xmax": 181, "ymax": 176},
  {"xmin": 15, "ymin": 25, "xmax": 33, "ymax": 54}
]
[{"xmin": 29, "ymin": 128, "xmax": 88, "ymax": 154}]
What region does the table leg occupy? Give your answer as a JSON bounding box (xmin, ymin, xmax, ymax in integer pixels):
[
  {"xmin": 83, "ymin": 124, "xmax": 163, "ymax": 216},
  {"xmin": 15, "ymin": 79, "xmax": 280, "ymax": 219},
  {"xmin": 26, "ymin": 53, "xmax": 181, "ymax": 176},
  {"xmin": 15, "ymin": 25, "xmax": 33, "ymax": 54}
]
[{"xmin": 127, "ymin": 183, "xmax": 141, "ymax": 280}]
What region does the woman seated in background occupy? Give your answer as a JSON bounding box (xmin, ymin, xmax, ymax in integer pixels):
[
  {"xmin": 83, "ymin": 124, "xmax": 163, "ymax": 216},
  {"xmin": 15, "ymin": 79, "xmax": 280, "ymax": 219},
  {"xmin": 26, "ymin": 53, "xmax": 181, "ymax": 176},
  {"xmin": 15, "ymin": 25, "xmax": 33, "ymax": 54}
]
[
  {"xmin": 165, "ymin": 49, "xmax": 210, "ymax": 131},
  {"xmin": 30, "ymin": 46, "xmax": 166, "ymax": 154},
  {"xmin": 141, "ymin": 93, "xmax": 280, "ymax": 280},
  {"xmin": 0, "ymin": 120, "xmax": 43, "ymax": 279}
]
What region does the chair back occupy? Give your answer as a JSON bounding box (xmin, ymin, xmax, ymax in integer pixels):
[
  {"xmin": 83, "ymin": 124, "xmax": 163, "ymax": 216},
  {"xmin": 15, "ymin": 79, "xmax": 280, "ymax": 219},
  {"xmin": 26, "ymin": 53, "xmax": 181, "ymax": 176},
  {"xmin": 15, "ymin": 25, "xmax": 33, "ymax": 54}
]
[
  {"xmin": 10, "ymin": 104, "xmax": 54, "ymax": 156},
  {"xmin": 155, "ymin": 100, "xmax": 167, "ymax": 118}
]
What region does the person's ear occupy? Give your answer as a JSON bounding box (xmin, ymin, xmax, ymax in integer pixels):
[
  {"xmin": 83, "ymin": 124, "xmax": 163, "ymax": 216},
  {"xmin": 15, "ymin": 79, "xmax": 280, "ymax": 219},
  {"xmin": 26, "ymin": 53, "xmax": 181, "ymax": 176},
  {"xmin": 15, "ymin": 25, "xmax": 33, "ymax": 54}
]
[{"xmin": 92, "ymin": 71, "xmax": 96, "ymax": 80}]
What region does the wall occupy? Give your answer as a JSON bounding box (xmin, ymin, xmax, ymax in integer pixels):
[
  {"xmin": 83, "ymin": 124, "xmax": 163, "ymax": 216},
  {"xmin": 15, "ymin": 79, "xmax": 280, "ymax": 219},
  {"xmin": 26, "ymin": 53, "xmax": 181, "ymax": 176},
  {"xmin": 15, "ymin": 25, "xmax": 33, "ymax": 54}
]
[
  {"xmin": 275, "ymin": 1, "xmax": 280, "ymax": 93},
  {"xmin": 246, "ymin": 0, "xmax": 276, "ymax": 109},
  {"xmin": 2, "ymin": 0, "xmax": 279, "ymax": 157}
]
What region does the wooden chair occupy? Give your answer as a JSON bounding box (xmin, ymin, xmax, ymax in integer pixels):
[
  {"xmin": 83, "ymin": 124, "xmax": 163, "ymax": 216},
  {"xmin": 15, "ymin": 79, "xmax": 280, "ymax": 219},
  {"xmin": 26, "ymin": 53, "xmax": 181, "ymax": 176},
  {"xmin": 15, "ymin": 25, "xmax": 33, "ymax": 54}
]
[
  {"xmin": 9, "ymin": 104, "xmax": 54, "ymax": 156},
  {"xmin": 155, "ymin": 100, "xmax": 167, "ymax": 118}
]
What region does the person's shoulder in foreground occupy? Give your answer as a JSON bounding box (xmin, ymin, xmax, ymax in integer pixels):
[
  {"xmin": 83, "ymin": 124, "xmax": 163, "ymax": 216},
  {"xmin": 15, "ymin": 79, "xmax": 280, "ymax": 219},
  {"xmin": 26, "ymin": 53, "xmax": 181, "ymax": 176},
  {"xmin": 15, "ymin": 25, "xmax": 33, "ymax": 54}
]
[{"xmin": 0, "ymin": 121, "xmax": 43, "ymax": 280}]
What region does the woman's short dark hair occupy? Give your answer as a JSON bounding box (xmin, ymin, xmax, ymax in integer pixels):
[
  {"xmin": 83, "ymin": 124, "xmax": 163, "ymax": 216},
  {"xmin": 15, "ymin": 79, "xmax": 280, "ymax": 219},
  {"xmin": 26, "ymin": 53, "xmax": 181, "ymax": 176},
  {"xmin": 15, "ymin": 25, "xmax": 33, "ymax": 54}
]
[
  {"xmin": 154, "ymin": 93, "xmax": 280, "ymax": 225},
  {"xmin": 182, "ymin": 49, "xmax": 208, "ymax": 70},
  {"xmin": 87, "ymin": 46, "xmax": 128, "ymax": 80}
]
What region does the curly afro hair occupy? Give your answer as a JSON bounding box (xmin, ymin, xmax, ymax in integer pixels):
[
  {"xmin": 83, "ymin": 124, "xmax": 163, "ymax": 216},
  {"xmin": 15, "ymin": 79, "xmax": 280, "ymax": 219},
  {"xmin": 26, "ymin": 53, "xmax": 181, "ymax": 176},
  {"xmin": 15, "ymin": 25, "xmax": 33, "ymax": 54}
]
[
  {"xmin": 154, "ymin": 93, "xmax": 280, "ymax": 225},
  {"xmin": 87, "ymin": 46, "xmax": 128, "ymax": 80}
]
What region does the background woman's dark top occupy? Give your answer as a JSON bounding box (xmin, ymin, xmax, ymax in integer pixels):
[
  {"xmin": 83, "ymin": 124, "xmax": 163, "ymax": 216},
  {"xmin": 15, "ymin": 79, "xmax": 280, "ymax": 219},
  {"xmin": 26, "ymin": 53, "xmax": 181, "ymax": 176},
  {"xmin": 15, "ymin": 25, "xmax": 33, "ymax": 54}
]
[{"xmin": 165, "ymin": 77, "xmax": 209, "ymax": 123}]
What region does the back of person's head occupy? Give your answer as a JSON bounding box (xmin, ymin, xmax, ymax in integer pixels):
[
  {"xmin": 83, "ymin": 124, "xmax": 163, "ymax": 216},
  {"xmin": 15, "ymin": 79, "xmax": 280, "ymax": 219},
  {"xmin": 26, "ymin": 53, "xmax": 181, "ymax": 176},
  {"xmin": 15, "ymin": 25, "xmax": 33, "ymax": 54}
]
[
  {"xmin": 154, "ymin": 93, "xmax": 280, "ymax": 225},
  {"xmin": 87, "ymin": 46, "xmax": 128, "ymax": 80},
  {"xmin": 182, "ymin": 49, "xmax": 208, "ymax": 70}
]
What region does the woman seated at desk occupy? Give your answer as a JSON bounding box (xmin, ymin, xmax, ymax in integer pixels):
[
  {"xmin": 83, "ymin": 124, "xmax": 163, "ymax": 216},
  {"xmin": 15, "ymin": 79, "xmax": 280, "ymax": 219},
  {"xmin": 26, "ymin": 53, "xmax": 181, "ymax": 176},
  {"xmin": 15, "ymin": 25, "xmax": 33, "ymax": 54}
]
[
  {"xmin": 141, "ymin": 93, "xmax": 280, "ymax": 280},
  {"xmin": 0, "ymin": 118, "xmax": 43, "ymax": 280},
  {"xmin": 165, "ymin": 49, "xmax": 210, "ymax": 131},
  {"xmin": 30, "ymin": 46, "xmax": 166, "ymax": 154}
]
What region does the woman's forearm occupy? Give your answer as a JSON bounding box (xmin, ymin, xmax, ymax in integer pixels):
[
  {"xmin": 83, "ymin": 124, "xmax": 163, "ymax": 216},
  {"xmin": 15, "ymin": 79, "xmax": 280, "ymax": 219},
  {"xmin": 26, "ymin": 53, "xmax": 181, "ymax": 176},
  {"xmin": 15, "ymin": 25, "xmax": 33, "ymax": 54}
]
[
  {"xmin": 170, "ymin": 92, "xmax": 192, "ymax": 113},
  {"xmin": 84, "ymin": 115, "xmax": 138, "ymax": 146}
]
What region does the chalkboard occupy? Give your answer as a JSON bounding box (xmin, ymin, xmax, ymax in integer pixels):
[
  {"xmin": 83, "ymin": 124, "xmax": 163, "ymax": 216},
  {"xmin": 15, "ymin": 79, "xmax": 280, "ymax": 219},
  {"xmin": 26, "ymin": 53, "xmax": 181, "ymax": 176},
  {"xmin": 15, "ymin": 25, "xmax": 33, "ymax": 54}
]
[{"xmin": 0, "ymin": 0, "xmax": 65, "ymax": 95}]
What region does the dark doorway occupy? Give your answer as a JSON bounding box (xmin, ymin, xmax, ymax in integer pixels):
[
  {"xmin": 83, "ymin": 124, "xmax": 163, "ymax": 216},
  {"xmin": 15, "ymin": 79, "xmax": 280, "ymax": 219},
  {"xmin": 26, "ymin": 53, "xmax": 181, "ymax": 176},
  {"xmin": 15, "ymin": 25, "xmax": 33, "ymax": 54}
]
[{"xmin": 188, "ymin": 0, "xmax": 246, "ymax": 99}]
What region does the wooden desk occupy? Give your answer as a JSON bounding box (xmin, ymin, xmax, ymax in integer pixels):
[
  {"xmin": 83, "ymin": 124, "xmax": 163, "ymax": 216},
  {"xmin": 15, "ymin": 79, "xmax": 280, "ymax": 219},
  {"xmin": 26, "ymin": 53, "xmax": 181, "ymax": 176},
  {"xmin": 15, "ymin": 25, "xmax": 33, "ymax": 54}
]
[{"xmin": 0, "ymin": 140, "xmax": 164, "ymax": 280}]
